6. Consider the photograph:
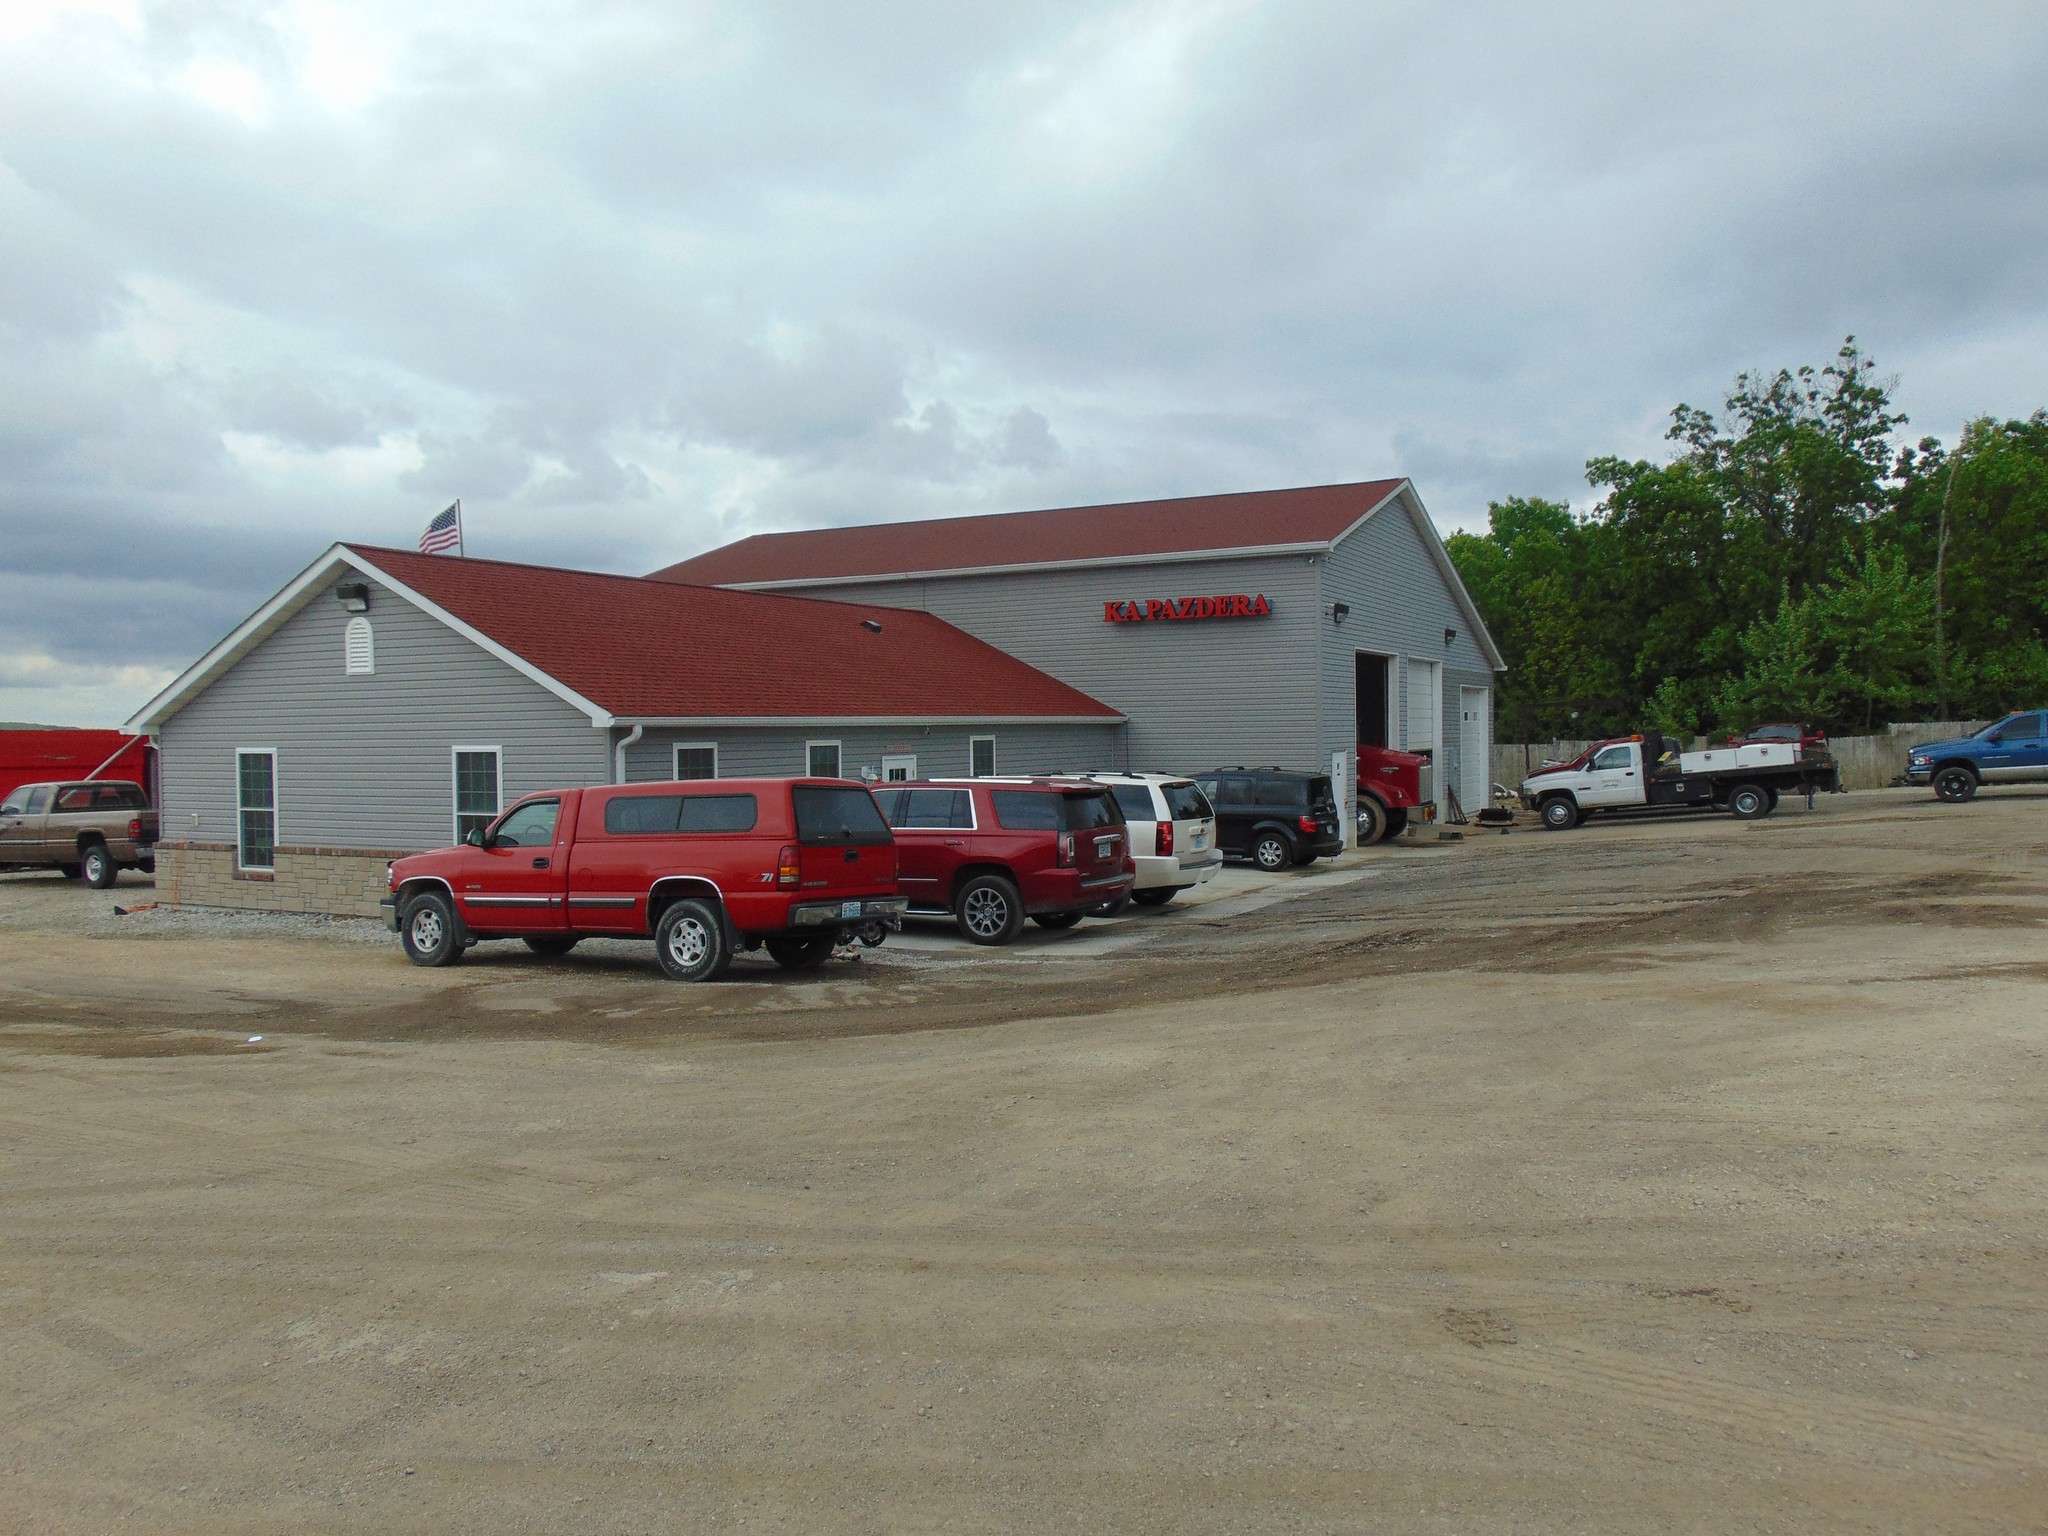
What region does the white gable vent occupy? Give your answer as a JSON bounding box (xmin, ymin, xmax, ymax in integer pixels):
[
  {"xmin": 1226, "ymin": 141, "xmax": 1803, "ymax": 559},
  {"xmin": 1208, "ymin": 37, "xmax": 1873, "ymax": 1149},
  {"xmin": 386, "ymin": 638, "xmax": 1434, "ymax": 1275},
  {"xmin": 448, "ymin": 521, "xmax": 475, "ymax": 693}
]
[{"xmin": 344, "ymin": 616, "xmax": 375, "ymax": 676}]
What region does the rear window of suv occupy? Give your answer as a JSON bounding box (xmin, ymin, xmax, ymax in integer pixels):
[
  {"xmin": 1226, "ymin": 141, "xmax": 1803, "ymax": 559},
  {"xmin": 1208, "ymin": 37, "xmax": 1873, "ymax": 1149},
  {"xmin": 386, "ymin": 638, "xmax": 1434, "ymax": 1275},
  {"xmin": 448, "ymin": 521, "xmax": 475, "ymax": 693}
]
[
  {"xmin": 604, "ymin": 793, "xmax": 759, "ymax": 834},
  {"xmin": 1105, "ymin": 784, "xmax": 1155, "ymax": 822},
  {"xmin": 992, "ymin": 788, "xmax": 1123, "ymax": 832},
  {"xmin": 1160, "ymin": 781, "xmax": 1211, "ymax": 820},
  {"xmin": 793, "ymin": 785, "xmax": 894, "ymax": 846}
]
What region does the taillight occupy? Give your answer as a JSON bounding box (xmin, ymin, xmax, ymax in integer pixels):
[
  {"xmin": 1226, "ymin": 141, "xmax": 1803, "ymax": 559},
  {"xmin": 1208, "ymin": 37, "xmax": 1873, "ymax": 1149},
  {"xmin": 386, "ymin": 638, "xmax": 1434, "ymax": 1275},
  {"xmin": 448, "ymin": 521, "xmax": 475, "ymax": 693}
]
[
  {"xmin": 1297, "ymin": 814, "xmax": 1318, "ymax": 834},
  {"xmin": 1155, "ymin": 821, "xmax": 1173, "ymax": 857},
  {"xmin": 1056, "ymin": 832, "xmax": 1075, "ymax": 867},
  {"xmin": 128, "ymin": 818, "xmax": 142, "ymax": 838},
  {"xmin": 777, "ymin": 845, "xmax": 801, "ymax": 888}
]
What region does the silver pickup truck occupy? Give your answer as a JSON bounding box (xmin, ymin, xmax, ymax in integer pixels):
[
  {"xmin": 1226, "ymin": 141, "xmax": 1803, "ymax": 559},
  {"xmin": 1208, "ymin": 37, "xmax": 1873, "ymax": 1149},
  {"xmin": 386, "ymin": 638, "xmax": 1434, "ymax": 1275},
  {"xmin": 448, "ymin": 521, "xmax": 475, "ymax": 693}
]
[{"xmin": 0, "ymin": 780, "xmax": 159, "ymax": 887}]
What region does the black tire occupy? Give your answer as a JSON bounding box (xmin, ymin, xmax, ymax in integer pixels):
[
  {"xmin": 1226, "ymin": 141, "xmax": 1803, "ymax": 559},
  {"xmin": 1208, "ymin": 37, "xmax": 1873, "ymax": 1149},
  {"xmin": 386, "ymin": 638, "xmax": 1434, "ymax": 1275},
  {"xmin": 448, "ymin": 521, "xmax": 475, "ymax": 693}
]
[
  {"xmin": 1032, "ymin": 910, "xmax": 1085, "ymax": 930},
  {"xmin": 522, "ymin": 935, "xmax": 580, "ymax": 957},
  {"xmin": 1385, "ymin": 806, "xmax": 1409, "ymax": 838},
  {"xmin": 81, "ymin": 842, "xmax": 116, "ymax": 888},
  {"xmin": 1093, "ymin": 892, "xmax": 1134, "ymax": 918},
  {"xmin": 954, "ymin": 873, "xmax": 1024, "ymax": 946},
  {"xmin": 1933, "ymin": 765, "xmax": 1977, "ymax": 803},
  {"xmin": 856, "ymin": 920, "xmax": 889, "ymax": 948},
  {"xmin": 138, "ymin": 859, "xmax": 156, "ymax": 876},
  {"xmin": 655, "ymin": 898, "xmax": 730, "ymax": 982},
  {"xmin": 399, "ymin": 891, "xmax": 464, "ymax": 967},
  {"xmin": 57, "ymin": 863, "xmax": 82, "ymax": 880},
  {"xmin": 1727, "ymin": 783, "xmax": 1771, "ymax": 820},
  {"xmin": 1764, "ymin": 786, "xmax": 1781, "ymax": 813},
  {"xmin": 1252, "ymin": 832, "xmax": 1294, "ymax": 871},
  {"xmin": 765, "ymin": 934, "xmax": 836, "ymax": 970},
  {"xmin": 1539, "ymin": 795, "xmax": 1579, "ymax": 831},
  {"xmin": 1356, "ymin": 796, "xmax": 1386, "ymax": 846},
  {"xmin": 1130, "ymin": 887, "xmax": 1177, "ymax": 908}
]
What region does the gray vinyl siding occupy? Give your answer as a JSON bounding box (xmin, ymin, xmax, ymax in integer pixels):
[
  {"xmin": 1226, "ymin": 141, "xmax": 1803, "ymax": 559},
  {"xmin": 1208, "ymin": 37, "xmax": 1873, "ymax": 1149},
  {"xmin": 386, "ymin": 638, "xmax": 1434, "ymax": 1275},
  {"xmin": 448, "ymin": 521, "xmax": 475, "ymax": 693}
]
[
  {"xmin": 1317, "ymin": 495, "xmax": 1497, "ymax": 780},
  {"xmin": 772, "ymin": 553, "xmax": 1326, "ymax": 775},
  {"xmin": 157, "ymin": 571, "xmax": 607, "ymax": 852},
  {"xmin": 621, "ymin": 723, "xmax": 1121, "ymax": 782}
]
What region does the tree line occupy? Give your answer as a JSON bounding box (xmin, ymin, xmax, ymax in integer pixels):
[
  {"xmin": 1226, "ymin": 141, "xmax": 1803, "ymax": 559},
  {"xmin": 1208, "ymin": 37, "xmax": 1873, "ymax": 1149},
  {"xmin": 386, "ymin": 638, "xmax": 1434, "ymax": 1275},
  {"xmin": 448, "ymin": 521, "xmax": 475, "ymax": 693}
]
[{"xmin": 1445, "ymin": 340, "xmax": 2048, "ymax": 741}]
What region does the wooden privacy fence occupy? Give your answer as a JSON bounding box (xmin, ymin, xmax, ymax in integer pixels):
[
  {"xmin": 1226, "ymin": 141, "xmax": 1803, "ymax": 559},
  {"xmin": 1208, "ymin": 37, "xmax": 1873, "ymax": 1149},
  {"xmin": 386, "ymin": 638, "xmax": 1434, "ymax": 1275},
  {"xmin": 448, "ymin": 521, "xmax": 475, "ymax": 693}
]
[{"xmin": 1489, "ymin": 721, "xmax": 1990, "ymax": 797}]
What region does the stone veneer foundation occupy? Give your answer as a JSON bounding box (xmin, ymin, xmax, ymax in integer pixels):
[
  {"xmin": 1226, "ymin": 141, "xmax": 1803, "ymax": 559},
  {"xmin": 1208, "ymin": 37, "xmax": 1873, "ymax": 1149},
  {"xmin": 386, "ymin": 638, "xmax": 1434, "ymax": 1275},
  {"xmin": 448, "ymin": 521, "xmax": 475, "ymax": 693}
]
[{"xmin": 154, "ymin": 841, "xmax": 411, "ymax": 919}]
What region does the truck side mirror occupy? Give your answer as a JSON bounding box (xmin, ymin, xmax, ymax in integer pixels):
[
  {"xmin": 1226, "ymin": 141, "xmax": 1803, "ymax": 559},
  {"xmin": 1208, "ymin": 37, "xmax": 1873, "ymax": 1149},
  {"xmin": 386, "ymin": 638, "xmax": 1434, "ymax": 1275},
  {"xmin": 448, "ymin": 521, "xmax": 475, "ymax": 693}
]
[{"xmin": 464, "ymin": 826, "xmax": 487, "ymax": 847}]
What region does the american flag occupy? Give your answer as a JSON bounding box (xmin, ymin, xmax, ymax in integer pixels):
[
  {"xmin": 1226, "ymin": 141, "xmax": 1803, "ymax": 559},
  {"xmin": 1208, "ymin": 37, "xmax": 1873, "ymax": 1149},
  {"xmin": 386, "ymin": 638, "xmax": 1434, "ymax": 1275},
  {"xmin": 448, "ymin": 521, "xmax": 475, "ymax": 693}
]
[{"xmin": 419, "ymin": 501, "xmax": 462, "ymax": 555}]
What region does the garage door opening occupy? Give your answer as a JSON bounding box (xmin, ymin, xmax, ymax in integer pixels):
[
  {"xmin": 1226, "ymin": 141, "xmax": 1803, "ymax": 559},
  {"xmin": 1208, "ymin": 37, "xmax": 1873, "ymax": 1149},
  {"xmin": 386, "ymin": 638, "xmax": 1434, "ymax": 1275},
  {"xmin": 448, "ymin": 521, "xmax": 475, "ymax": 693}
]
[{"xmin": 1355, "ymin": 653, "xmax": 1390, "ymax": 748}]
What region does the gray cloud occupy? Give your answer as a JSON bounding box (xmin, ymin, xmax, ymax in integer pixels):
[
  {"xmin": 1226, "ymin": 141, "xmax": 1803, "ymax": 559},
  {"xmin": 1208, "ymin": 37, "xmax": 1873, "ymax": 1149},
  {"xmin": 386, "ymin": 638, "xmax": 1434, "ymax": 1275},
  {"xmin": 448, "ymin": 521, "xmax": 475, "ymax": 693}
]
[{"xmin": 3, "ymin": 0, "xmax": 2047, "ymax": 724}]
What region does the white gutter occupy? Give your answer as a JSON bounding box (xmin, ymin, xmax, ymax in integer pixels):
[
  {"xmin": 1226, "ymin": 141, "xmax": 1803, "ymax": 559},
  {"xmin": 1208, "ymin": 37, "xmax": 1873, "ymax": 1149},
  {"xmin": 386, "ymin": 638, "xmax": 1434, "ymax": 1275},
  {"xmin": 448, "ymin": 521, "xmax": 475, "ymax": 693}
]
[{"xmin": 613, "ymin": 724, "xmax": 644, "ymax": 784}]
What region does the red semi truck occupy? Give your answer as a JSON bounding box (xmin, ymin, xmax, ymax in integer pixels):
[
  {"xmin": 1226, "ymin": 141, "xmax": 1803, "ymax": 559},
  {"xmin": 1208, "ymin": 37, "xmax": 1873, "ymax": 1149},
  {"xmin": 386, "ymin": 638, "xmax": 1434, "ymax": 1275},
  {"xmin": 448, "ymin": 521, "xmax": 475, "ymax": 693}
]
[{"xmin": 1356, "ymin": 745, "xmax": 1430, "ymax": 843}]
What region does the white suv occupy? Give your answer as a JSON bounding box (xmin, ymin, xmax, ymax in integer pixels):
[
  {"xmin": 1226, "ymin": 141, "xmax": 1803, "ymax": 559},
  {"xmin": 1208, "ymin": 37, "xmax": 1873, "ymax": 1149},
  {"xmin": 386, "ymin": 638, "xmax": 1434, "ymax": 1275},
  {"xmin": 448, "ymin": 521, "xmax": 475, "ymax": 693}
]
[{"xmin": 1088, "ymin": 773, "xmax": 1223, "ymax": 907}]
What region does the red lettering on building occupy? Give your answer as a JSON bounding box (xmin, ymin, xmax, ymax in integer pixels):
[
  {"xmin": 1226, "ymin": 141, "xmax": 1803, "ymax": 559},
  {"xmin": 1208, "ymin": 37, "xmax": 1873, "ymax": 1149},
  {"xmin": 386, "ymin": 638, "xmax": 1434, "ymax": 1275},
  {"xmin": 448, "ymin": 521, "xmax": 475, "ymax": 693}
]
[{"xmin": 1102, "ymin": 594, "xmax": 1274, "ymax": 623}]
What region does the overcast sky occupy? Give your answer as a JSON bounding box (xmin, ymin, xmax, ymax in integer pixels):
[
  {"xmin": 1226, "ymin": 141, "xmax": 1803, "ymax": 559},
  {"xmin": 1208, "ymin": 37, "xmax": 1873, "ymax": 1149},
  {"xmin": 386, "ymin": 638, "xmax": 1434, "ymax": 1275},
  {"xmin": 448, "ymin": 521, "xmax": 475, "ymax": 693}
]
[{"xmin": 4, "ymin": 0, "xmax": 2046, "ymax": 726}]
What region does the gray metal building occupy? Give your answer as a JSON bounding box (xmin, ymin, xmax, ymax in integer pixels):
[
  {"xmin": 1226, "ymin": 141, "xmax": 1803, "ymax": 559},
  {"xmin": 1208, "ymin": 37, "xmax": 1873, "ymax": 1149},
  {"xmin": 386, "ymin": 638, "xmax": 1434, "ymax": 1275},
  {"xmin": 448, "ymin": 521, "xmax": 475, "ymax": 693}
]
[
  {"xmin": 125, "ymin": 543, "xmax": 1123, "ymax": 914},
  {"xmin": 656, "ymin": 478, "xmax": 1505, "ymax": 813}
]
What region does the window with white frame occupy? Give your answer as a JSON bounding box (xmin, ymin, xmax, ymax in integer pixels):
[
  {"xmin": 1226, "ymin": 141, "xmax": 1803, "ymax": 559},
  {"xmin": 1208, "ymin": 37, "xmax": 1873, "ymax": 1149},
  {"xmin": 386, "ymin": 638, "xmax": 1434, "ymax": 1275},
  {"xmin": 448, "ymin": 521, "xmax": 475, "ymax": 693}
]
[
  {"xmin": 344, "ymin": 616, "xmax": 374, "ymax": 676},
  {"xmin": 673, "ymin": 742, "xmax": 717, "ymax": 780},
  {"xmin": 806, "ymin": 740, "xmax": 841, "ymax": 778},
  {"xmin": 453, "ymin": 747, "xmax": 502, "ymax": 843},
  {"xmin": 236, "ymin": 749, "xmax": 276, "ymax": 871},
  {"xmin": 970, "ymin": 735, "xmax": 995, "ymax": 777}
]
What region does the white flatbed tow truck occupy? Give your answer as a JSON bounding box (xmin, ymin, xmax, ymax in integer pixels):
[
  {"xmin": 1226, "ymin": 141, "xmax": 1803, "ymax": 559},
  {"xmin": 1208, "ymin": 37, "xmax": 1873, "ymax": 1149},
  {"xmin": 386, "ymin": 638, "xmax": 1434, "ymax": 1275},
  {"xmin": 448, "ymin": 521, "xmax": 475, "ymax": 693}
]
[{"xmin": 1518, "ymin": 732, "xmax": 1842, "ymax": 830}]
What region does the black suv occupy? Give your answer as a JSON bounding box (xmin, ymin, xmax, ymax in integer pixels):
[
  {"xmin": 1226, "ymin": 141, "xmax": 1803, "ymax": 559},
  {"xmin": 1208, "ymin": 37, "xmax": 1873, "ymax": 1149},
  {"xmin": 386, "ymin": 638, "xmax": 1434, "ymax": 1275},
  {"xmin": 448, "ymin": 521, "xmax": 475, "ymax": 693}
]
[{"xmin": 1189, "ymin": 768, "xmax": 1344, "ymax": 871}]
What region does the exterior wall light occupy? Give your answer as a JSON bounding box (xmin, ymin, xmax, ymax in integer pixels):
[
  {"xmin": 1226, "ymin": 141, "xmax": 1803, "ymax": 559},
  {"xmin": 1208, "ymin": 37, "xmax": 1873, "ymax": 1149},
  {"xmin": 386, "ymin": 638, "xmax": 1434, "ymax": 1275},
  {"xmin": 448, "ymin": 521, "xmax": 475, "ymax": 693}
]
[
  {"xmin": 1443, "ymin": 626, "xmax": 1457, "ymax": 647},
  {"xmin": 335, "ymin": 581, "xmax": 371, "ymax": 613},
  {"xmin": 1330, "ymin": 602, "xmax": 1350, "ymax": 626}
]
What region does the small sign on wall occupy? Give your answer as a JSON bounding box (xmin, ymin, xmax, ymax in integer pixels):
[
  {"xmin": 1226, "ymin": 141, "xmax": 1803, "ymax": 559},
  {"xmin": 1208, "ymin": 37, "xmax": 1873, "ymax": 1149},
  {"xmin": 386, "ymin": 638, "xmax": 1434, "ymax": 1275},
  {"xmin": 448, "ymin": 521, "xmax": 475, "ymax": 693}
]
[{"xmin": 1103, "ymin": 594, "xmax": 1272, "ymax": 623}]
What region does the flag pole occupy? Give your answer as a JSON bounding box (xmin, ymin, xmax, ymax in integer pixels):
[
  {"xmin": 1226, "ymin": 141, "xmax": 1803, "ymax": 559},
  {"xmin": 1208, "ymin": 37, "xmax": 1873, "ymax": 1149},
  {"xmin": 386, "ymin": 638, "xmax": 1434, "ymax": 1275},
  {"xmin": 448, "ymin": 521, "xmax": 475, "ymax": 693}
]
[{"xmin": 454, "ymin": 498, "xmax": 464, "ymax": 557}]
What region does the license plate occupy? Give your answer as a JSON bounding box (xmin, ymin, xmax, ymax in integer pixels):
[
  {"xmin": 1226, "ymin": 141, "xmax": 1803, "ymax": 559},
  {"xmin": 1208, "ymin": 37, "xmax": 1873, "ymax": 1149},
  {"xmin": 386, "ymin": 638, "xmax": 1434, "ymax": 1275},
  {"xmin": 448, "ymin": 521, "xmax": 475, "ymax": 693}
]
[
  {"xmin": 840, "ymin": 900, "xmax": 863, "ymax": 918},
  {"xmin": 1095, "ymin": 838, "xmax": 1114, "ymax": 858},
  {"xmin": 1193, "ymin": 832, "xmax": 1207, "ymax": 849}
]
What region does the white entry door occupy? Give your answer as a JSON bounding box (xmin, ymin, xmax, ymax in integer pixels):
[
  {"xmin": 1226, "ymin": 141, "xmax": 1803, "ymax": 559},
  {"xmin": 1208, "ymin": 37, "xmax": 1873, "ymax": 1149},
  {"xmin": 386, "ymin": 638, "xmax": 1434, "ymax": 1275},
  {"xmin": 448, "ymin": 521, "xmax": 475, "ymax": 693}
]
[
  {"xmin": 881, "ymin": 754, "xmax": 917, "ymax": 782},
  {"xmin": 1459, "ymin": 686, "xmax": 1491, "ymax": 811}
]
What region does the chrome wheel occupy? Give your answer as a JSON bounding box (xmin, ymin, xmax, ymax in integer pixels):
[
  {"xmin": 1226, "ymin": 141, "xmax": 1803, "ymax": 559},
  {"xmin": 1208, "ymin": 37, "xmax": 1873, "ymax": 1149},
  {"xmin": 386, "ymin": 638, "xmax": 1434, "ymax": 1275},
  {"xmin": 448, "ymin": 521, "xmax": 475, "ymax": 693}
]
[
  {"xmin": 962, "ymin": 887, "xmax": 1010, "ymax": 938},
  {"xmin": 409, "ymin": 906, "xmax": 445, "ymax": 951},
  {"xmin": 665, "ymin": 914, "xmax": 711, "ymax": 968},
  {"xmin": 1253, "ymin": 835, "xmax": 1290, "ymax": 871}
]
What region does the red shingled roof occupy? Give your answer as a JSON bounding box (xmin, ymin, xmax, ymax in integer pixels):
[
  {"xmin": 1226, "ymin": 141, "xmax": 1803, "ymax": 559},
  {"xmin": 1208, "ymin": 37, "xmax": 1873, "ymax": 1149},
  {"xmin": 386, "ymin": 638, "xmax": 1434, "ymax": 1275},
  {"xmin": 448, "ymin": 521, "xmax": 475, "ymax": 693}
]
[
  {"xmin": 650, "ymin": 478, "xmax": 1410, "ymax": 587},
  {"xmin": 346, "ymin": 545, "xmax": 1120, "ymax": 721}
]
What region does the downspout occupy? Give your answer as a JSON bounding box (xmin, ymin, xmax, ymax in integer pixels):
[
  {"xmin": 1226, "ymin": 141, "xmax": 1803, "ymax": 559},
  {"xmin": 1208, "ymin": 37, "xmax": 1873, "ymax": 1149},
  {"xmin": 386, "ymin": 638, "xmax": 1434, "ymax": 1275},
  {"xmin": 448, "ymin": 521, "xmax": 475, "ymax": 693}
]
[
  {"xmin": 85, "ymin": 732, "xmax": 147, "ymax": 781},
  {"xmin": 613, "ymin": 724, "xmax": 644, "ymax": 784}
]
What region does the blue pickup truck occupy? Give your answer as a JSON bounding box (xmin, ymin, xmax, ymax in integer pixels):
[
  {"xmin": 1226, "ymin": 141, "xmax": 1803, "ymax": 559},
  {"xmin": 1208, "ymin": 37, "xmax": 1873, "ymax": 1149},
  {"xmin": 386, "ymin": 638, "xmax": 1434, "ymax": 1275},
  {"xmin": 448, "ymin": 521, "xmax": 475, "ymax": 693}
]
[{"xmin": 1905, "ymin": 711, "xmax": 2048, "ymax": 801}]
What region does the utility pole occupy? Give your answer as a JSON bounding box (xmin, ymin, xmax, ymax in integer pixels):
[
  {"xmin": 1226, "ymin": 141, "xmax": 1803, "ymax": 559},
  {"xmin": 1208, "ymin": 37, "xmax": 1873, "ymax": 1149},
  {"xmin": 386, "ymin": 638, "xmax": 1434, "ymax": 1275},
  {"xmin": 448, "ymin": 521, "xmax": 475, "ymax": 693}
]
[{"xmin": 1932, "ymin": 460, "xmax": 1955, "ymax": 719}]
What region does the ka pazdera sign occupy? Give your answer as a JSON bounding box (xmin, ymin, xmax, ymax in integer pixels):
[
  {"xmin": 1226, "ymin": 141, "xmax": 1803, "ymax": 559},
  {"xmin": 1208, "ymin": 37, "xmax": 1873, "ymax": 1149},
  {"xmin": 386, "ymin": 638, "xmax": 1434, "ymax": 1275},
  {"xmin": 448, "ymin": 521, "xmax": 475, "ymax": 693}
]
[{"xmin": 1103, "ymin": 594, "xmax": 1272, "ymax": 624}]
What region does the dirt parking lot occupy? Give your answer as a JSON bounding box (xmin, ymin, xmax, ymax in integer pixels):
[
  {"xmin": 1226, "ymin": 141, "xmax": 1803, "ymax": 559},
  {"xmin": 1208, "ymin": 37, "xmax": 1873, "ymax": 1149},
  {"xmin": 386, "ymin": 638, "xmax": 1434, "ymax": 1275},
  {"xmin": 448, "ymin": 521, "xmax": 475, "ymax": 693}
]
[{"xmin": 3, "ymin": 789, "xmax": 2045, "ymax": 1534}]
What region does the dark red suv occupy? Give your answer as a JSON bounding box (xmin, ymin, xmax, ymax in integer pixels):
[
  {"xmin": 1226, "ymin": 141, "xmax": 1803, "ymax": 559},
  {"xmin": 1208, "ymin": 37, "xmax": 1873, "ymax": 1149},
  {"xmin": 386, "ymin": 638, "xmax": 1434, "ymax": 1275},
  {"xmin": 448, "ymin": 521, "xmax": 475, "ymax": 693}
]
[{"xmin": 874, "ymin": 778, "xmax": 1134, "ymax": 945}]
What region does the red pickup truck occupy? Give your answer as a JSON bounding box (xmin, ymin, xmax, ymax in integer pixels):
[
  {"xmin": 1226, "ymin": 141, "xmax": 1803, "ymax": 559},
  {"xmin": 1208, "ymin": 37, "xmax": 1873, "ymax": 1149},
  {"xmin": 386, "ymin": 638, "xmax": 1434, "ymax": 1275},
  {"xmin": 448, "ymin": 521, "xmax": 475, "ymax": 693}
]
[{"xmin": 381, "ymin": 778, "xmax": 907, "ymax": 981}]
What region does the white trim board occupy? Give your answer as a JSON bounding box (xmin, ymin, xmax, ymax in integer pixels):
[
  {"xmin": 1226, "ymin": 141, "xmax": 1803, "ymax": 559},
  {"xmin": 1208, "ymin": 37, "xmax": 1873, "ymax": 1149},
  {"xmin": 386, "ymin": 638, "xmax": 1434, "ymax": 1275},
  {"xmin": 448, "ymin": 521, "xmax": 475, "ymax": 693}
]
[{"xmin": 611, "ymin": 713, "xmax": 1123, "ymax": 727}]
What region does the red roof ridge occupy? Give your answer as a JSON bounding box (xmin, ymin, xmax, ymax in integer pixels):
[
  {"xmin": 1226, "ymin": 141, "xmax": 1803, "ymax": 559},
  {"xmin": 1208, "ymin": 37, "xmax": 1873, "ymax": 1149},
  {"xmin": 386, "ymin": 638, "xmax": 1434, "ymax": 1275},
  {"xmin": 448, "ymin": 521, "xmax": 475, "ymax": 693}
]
[{"xmin": 648, "ymin": 477, "xmax": 1410, "ymax": 588}]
